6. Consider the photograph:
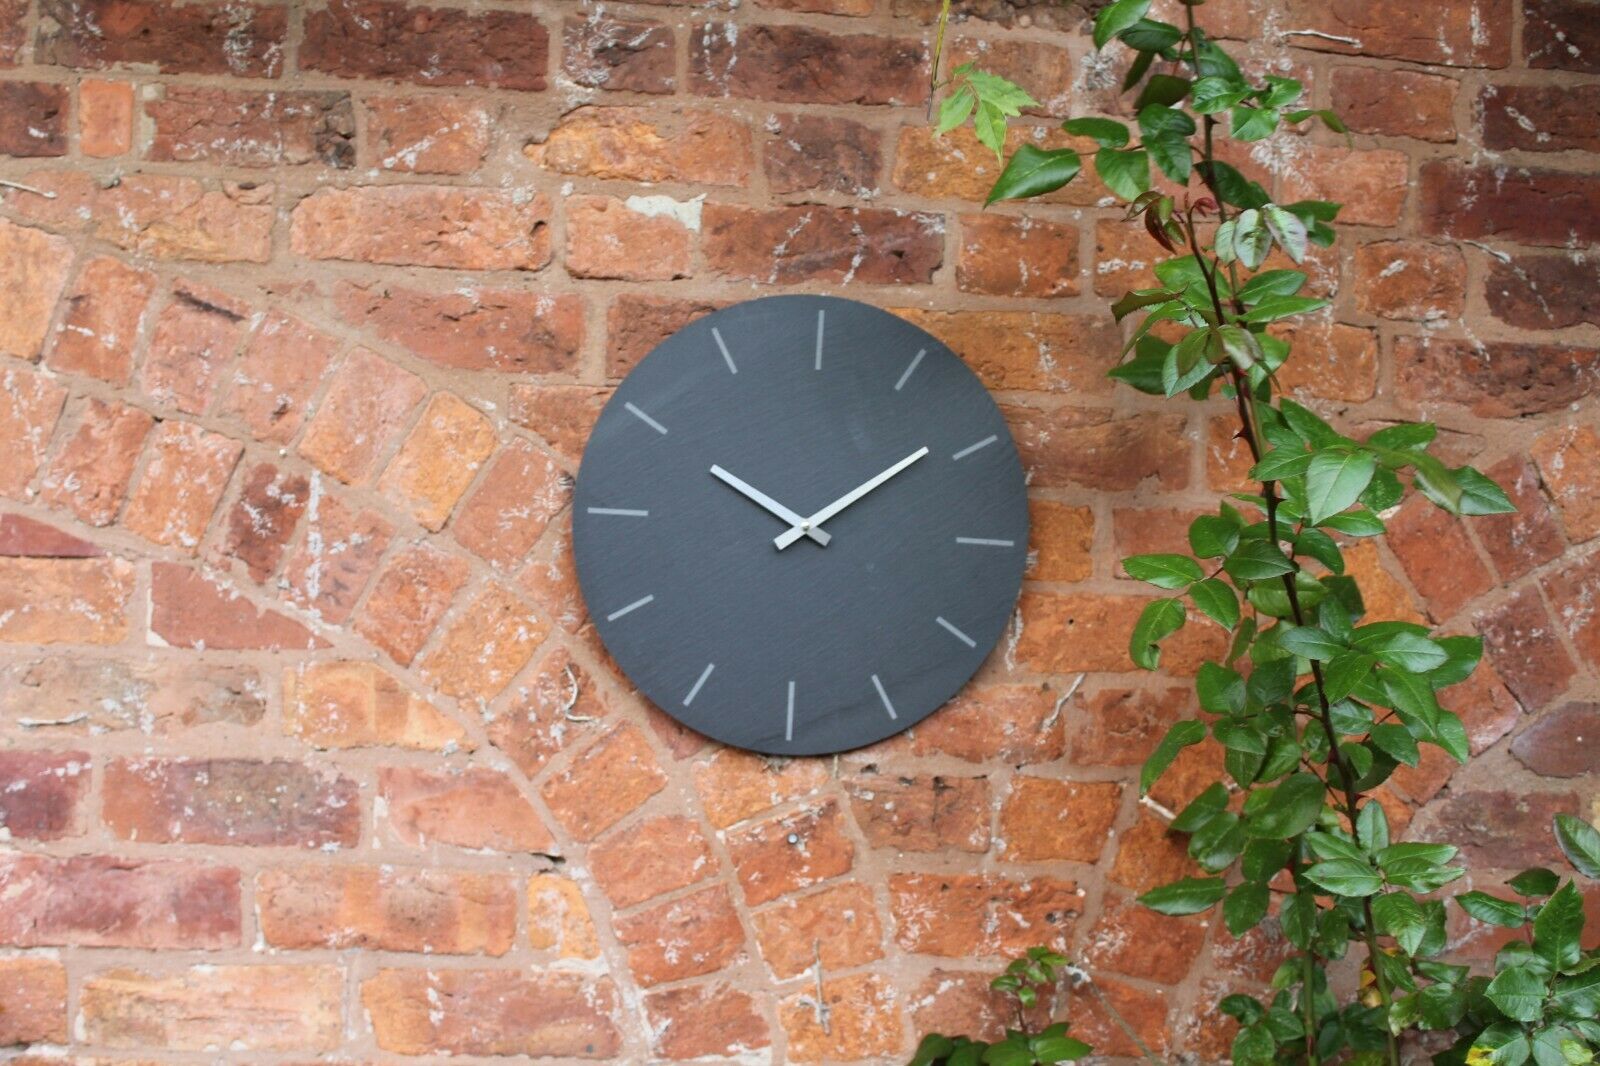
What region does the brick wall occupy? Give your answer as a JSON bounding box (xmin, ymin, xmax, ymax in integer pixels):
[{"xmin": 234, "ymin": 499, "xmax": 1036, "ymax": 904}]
[{"xmin": 0, "ymin": 0, "xmax": 1596, "ymax": 1059}]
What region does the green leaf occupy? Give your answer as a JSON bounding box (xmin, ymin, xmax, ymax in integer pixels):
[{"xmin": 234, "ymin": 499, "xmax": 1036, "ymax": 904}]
[
  {"xmin": 1238, "ymin": 269, "xmax": 1307, "ymax": 303},
  {"xmin": 1304, "ymin": 857, "xmax": 1382, "ymax": 897},
  {"xmin": 1320, "ymin": 509, "xmax": 1387, "ymax": 536},
  {"xmin": 1368, "ymin": 422, "xmax": 1437, "ymax": 452},
  {"xmin": 1237, "ymin": 294, "xmax": 1330, "ymax": 324},
  {"xmin": 1191, "ymin": 578, "xmax": 1240, "ymax": 629},
  {"xmin": 1261, "ymin": 75, "xmax": 1304, "ymax": 108},
  {"xmin": 1197, "ymin": 159, "xmax": 1269, "ymax": 209},
  {"xmin": 1428, "ymin": 635, "xmax": 1484, "ymax": 687},
  {"xmin": 1225, "ymin": 881, "xmax": 1271, "ymax": 936},
  {"xmin": 1133, "ymin": 73, "xmax": 1192, "ymax": 110},
  {"xmin": 1246, "ymin": 772, "xmax": 1325, "ymax": 839},
  {"xmin": 973, "ymin": 101, "xmax": 1006, "ymax": 158},
  {"xmin": 1061, "ymin": 117, "xmax": 1130, "ymax": 148},
  {"xmin": 1141, "ymin": 719, "xmax": 1206, "ymax": 795},
  {"xmin": 1229, "ymin": 208, "xmax": 1272, "ymax": 269},
  {"xmin": 1147, "ymin": 132, "xmax": 1192, "ymax": 183},
  {"xmin": 1457, "ymin": 891, "xmax": 1529, "ymax": 928},
  {"xmin": 1032, "ymin": 1032, "xmax": 1093, "ymax": 1063},
  {"xmin": 1263, "ymin": 203, "xmax": 1309, "ymax": 263},
  {"xmin": 1242, "ymin": 838, "xmax": 1292, "ymax": 883},
  {"xmin": 1535, "ymin": 882, "xmax": 1585, "ymax": 971},
  {"xmin": 1130, "ymin": 597, "xmax": 1185, "ymax": 670},
  {"xmin": 1250, "ymin": 448, "xmax": 1313, "ymax": 481},
  {"xmin": 1487, "ymin": 966, "xmax": 1550, "ymax": 1024},
  {"xmin": 1139, "ymin": 875, "xmax": 1227, "ymax": 915},
  {"xmin": 1137, "ymin": 103, "xmax": 1196, "ymax": 138},
  {"xmin": 986, "ymin": 145, "xmax": 1083, "ymax": 205},
  {"xmin": 1363, "ymin": 629, "xmax": 1449, "ymax": 673},
  {"xmin": 1191, "ymin": 75, "xmax": 1251, "ymax": 114},
  {"xmin": 1305, "ymin": 449, "xmax": 1378, "ymax": 524},
  {"xmin": 1111, "ymin": 288, "xmax": 1178, "ymax": 321},
  {"xmin": 1370, "ymin": 723, "xmax": 1420, "ymax": 767},
  {"xmin": 1358, "ymin": 800, "xmax": 1391, "ymax": 851},
  {"xmin": 1276, "ymin": 624, "xmax": 1345, "ymax": 661},
  {"xmin": 1108, "ymin": 335, "xmax": 1171, "ymax": 394},
  {"xmin": 1189, "ymin": 514, "xmax": 1241, "ymax": 558},
  {"xmin": 1552, "ymin": 968, "xmax": 1600, "ymax": 1020},
  {"xmin": 1163, "ymin": 328, "xmax": 1215, "ymax": 396},
  {"xmin": 1512, "ymin": 868, "xmax": 1563, "ymax": 898},
  {"xmin": 1173, "ymin": 782, "xmax": 1230, "ymax": 832},
  {"xmin": 1374, "ymin": 891, "xmax": 1430, "ymax": 956},
  {"xmin": 1305, "ymin": 831, "xmax": 1367, "ymax": 863},
  {"xmin": 1119, "ymin": 17, "xmax": 1183, "ymax": 51},
  {"xmin": 1123, "ymin": 553, "xmax": 1205, "ymax": 589},
  {"xmin": 1093, "ymin": 0, "xmax": 1152, "ymax": 48},
  {"xmin": 1231, "ymin": 104, "xmax": 1280, "ymax": 141},
  {"xmin": 1556, "ymin": 814, "xmax": 1600, "ymax": 879},
  {"xmin": 937, "ymin": 85, "xmax": 977, "ymax": 134},
  {"xmin": 1456, "ymin": 465, "xmax": 1518, "ymax": 515},
  {"xmin": 1096, "ymin": 147, "xmax": 1151, "ymax": 200},
  {"xmin": 1224, "ymin": 540, "xmax": 1296, "ymax": 581}
]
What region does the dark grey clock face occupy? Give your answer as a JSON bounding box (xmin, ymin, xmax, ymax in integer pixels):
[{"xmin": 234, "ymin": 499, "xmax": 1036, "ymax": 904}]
[{"xmin": 572, "ymin": 295, "xmax": 1028, "ymax": 756}]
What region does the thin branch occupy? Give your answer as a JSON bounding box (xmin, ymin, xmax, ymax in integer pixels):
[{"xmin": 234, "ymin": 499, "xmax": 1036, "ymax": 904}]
[{"xmin": 0, "ymin": 178, "xmax": 56, "ymax": 198}]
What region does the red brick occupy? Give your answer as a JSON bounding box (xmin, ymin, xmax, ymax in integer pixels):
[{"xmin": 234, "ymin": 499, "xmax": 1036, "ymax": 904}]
[
  {"xmin": 1420, "ymin": 789, "xmax": 1580, "ymax": 869},
  {"xmin": 607, "ymin": 294, "xmax": 726, "ymax": 377},
  {"xmin": 380, "ymin": 766, "xmax": 556, "ymax": 853},
  {"xmin": 751, "ymin": 880, "xmax": 884, "ymax": 979},
  {"xmin": 1477, "ymin": 456, "xmax": 1567, "ymax": 581},
  {"xmin": 258, "ymin": 864, "xmax": 516, "ymax": 954},
  {"xmin": 564, "ymin": 16, "xmax": 675, "ymax": 93},
  {"xmin": 1281, "ymin": 0, "xmax": 1509, "ymax": 66},
  {"xmin": 379, "ymin": 392, "xmax": 497, "ymax": 531},
  {"xmin": 91, "ymin": 176, "xmax": 275, "ymax": 263},
  {"xmin": 1422, "ymin": 161, "xmax": 1600, "ymax": 248},
  {"xmin": 337, "ymin": 282, "xmax": 584, "ymax": 374},
  {"xmin": 365, "ymin": 95, "xmax": 491, "ymax": 174},
  {"xmin": 419, "ymin": 580, "xmax": 548, "ymax": 703},
  {"xmin": 1488, "ymin": 253, "xmax": 1600, "ymax": 330},
  {"xmin": 297, "ymin": 348, "xmax": 425, "ymax": 485},
  {"xmin": 104, "ymin": 757, "xmax": 359, "ymax": 848},
  {"xmin": 529, "ymin": 106, "xmax": 755, "ymax": 186},
  {"xmin": 1476, "ymin": 583, "xmax": 1576, "ymax": 711},
  {"xmin": 0, "ymin": 957, "xmax": 67, "ymax": 1044},
  {"xmin": 1026, "ymin": 500, "xmax": 1093, "ymax": 582},
  {"xmin": 1084, "ymin": 894, "xmax": 1208, "ymax": 984},
  {"xmin": 150, "ymin": 562, "xmax": 325, "ymax": 651},
  {"xmin": 690, "ymin": 747, "xmax": 830, "ymax": 828},
  {"xmin": 139, "ymin": 286, "xmax": 250, "ymax": 414},
  {"xmin": 0, "ymin": 513, "xmax": 99, "ymax": 557},
  {"xmin": 220, "ymin": 312, "xmax": 337, "ymax": 444},
  {"xmin": 0, "ymin": 748, "xmax": 88, "ymax": 840},
  {"xmin": 764, "ymin": 114, "xmax": 882, "ymax": 196},
  {"xmin": 845, "ymin": 772, "xmax": 991, "ymax": 853},
  {"xmin": 0, "ymin": 657, "xmax": 266, "ymax": 733},
  {"xmin": 589, "ymin": 815, "xmax": 716, "ymax": 907},
  {"xmin": 541, "ymin": 723, "xmax": 666, "ymax": 841},
  {"xmin": 1330, "ymin": 66, "xmax": 1458, "ymax": 141},
  {"xmin": 362, "ymin": 969, "xmax": 622, "ymax": 1057},
  {"xmin": 1534, "ymin": 424, "xmax": 1600, "ymax": 543},
  {"xmin": 356, "ymin": 542, "xmax": 470, "ymax": 665},
  {"xmin": 705, "ymin": 203, "xmax": 943, "ymax": 284},
  {"xmin": 509, "ymin": 383, "xmax": 609, "ymax": 466},
  {"xmin": 1482, "ymin": 83, "xmax": 1600, "ymax": 152},
  {"xmin": 0, "ymin": 853, "xmax": 240, "ymax": 948},
  {"xmin": 1071, "ymin": 685, "xmax": 1190, "ymax": 766},
  {"xmin": 908, "ymin": 968, "xmax": 1057, "ymax": 1045},
  {"xmin": 567, "ymin": 194, "xmax": 693, "ymax": 281},
  {"xmin": 1395, "ymin": 336, "xmax": 1600, "ymax": 418},
  {"xmin": 1526, "ymin": 0, "xmax": 1600, "ymax": 71},
  {"xmin": 761, "ymin": 0, "xmax": 874, "ymax": 14},
  {"xmin": 1384, "ymin": 496, "xmax": 1495, "ymax": 618},
  {"xmin": 1075, "ymin": 975, "xmax": 1171, "ymax": 1057},
  {"xmin": 1512, "ymin": 702, "xmax": 1600, "ymax": 778},
  {"xmin": 0, "ymin": 82, "xmax": 68, "ymax": 157},
  {"xmin": 284, "ymin": 660, "xmax": 468, "ymax": 751},
  {"xmin": 516, "ymin": 512, "xmax": 591, "ymax": 637},
  {"xmin": 121, "ymin": 421, "xmax": 241, "ymax": 552},
  {"xmin": 1000, "ymin": 776, "xmax": 1122, "ymax": 862},
  {"xmin": 1006, "ymin": 405, "xmax": 1190, "ymax": 491},
  {"xmin": 908, "ymin": 683, "xmax": 1068, "ymax": 763},
  {"xmin": 1016, "ymin": 590, "xmax": 1225, "ymax": 676},
  {"xmin": 79, "ymin": 78, "xmax": 133, "ymax": 157},
  {"xmin": 79, "ymin": 965, "xmax": 340, "ymax": 1052},
  {"xmin": 1544, "ymin": 549, "xmax": 1600, "ymax": 671},
  {"xmin": 488, "ymin": 647, "xmax": 611, "ymax": 776},
  {"xmin": 948, "ymin": 35, "xmax": 1073, "ymax": 114},
  {"xmin": 644, "ymin": 982, "xmax": 771, "ymax": 1060},
  {"xmin": 781, "ymin": 973, "xmax": 904, "ymax": 1062},
  {"xmin": 0, "ymin": 0, "xmax": 20, "ymax": 63},
  {"xmin": 281, "ymin": 494, "xmax": 390, "ymax": 623},
  {"xmin": 453, "ymin": 438, "xmax": 570, "ymax": 567},
  {"xmin": 726, "ymin": 799, "xmax": 855, "ymax": 905},
  {"xmin": 615, "ymin": 884, "xmax": 746, "ymax": 986},
  {"xmin": 0, "ymin": 219, "xmax": 75, "ymax": 361},
  {"xmin": 148, "ymin": 87, "xmax": 354, "ymax": 168},
  {"xmin": 38, "ymin": 0, "xmax": 287, "ymax": 75},
  {"xmin": 1279, "ymin": 145, "xmax": 1409, "ymax": 227},
  {"xmin": 890, "ymin": 872, "xmax": 1081, "ymax": 955},
  {"xmin": 0, "ymin": 365, "xmax": 68, "ymax": 498},
  {"xmin": 957, "ymin": 214, "xmax": 1079, "ymax": 298},
  {"xmin": 894, "ymin": 124, "xmax": 1102, "ymax": 205},
  {"xmin": 528, "ymin": 873, "xmax": 601, "ymax": 959},
  {"xmin": 303, "ymin": 0, "xmax": 548, "ymax": 89},
  {"xmin": 39, "ymin": 398, "xmax": 150, "ymax": 525},
  {"xmin": 1352, "ymin": 239, "xmax": 1466, "ymax": 322},
  {"xmin": 222, "ymin": 462, "xmax": 309, "ymax": 581},
  {"xmin": 1273, "ymin": 320, "xmax": 1380, "ymax": 403},
  {"xmin": 291, "ymin": 185, "xmax": 551, "ymax": 271},
  {"xmin": 0, "ymin": 556, "xmax": 134, "ymax": 645},
  {"xmin": 691, "ymin": 23, "xmax": 926, "ymax": 105},
  {"xmin": 893, "ymin": 308, "xmax": 1116, "ymax": 395},
  {"xmin": 1110, "ymin": 812, "xmax": 1205, "ymax": 893}
]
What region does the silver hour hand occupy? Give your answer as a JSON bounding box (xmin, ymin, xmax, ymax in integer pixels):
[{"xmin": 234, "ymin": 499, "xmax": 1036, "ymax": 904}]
[
  {"xmin": 774, "ymin": 446, "xmax": 930, "ymax": 550},
  {"xmin": 709, "ymin": 465, "xmax": 831, "ymax": 546}
]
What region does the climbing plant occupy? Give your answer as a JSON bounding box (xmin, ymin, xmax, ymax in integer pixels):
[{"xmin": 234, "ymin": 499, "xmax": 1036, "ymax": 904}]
[{"xmin": 914, "ymin": 1, "xmax": 1600, "ymax": 1064}]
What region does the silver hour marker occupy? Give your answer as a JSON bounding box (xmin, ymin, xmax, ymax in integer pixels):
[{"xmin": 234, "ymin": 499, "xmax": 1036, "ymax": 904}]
[
  {"xmin": 785, "ymin": 680, "xmax": 796, "ymax": 741},
  {"xmin": 814, "ymin": 310, "xmax": 825, "ymax": 370},
  {"xmin": 606, "ymin": 594, "xmax": 654, "ymax": 621},
  {"xmin": 712, "ymin": 327, "xmax": 737, "ymax": 374},
  {"xmin": 587, "ymin": 507, "xmax": 649, "ymax": 517},
  {"xmin": 894, "ymin": 348, "xmax": 926, "ymax": 392},
  {"xmin": 871, "ymin": 674, "xmax": 897, "ymax": 720},
  {"xmin": 625, "ymin": 402, "xmax": 668, "ymax": 435},
  {"xmin": 956, "ymin": 537, "xmax": 1014, "ymax": 547},
  {"xmin": 952, "ymin": 435, "xmax": 998, "ymax": 461},
  {"xmin": 936, "ymin": 616, "xmax": 977, "ymax": 648},
  {"xmin": 684, "ymin": 663, "xmax": 715, "ymax": 706}
]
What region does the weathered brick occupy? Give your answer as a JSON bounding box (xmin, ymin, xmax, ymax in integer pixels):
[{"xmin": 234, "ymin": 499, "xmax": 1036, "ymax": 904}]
[
  {"xmin": 0, "ymin": 0, "xmax": 20, "ymax": 63},
  {"xmin": 1084, "ymin": 894, "xmax": 1208, "ymax": 984},
  {"xmin": 0, "ymin": 82, "xmax": 67, "ymax": 157},
  {"xmin": 39, "ymin": 398, "xmax": 150, "ymax": 525},
  {"xmin": 691, "ymin": 24, "xmax": 925, "ymax": 105},
  {"xmin": 1544, "ymin": 549, "xmax": 1600, "ymax": 671},
  {"xmin": 1016, "ymin": 590, "xmax": 1226, "ymax": 676},
  {"xmin": 453, "ymin": 438, "xmax": 570, "ymax": 568},
  {"xmin": 281, "ymin": 495, "xmax": 392, "ymax": 624},
  {"xmin": 1352, "ymin": 239, "xmax": 1465, "ymax": 322},
  {"xmin": 0, "ymin": 853, "xmax": 240, "ymax": 948},
  {"xmin": 764, "ymin": 114, "xmax": 882, "ymax": 195},
  {"xmin": 890, "ymin": 872, "xmax": 1080, "ymax": 955},
  {"xmin": 909, "ymin": 968, "xmax": 1057, "ymax": 1046},
  {"xmin": 79, "ymin": 965, "xmax": 340, "ymax": 1051},
  {"xmin": 303, "ymin": 0, "xmax": 548, "ymax": 89},
  {"xmin": 45, "ymin": 256, "xmax": 155, "ymax": 384},
  {"xmin": 148, "ymin": 87, "xmax": 354, "ymax": 167},
  {"xmin": 378, "ymin": 392, "xmax": 497, "ymax": 531},
  {"xmin": 362, "ymin": 969, "xmax": 621, "ymax": 1057},
  {"xmin": 845, "ymin": 772, "xmax": 991, "ymax": 852},
  {"xmin": 1071, "ymin": 685, "xmax": 1191, "ymax": 766},
  {"xmin": 704, "ymin": 203, "xmax": 943, "ymax": 284},
  {"xmin": 691, "ymin": 747, "xmax": 830, "ymax": 829},
  {"xmin": 528, "ymin": 873, "xmax": 601, "ymax": 958},
  {"xmin": 1477, "ymin": 457, "xmax": 1567, "ymax": 581},
  {"xmin": 38, "ymin": 0, "xmax": 287, "ymax": 76},
  {"xmin": 564, "ymin": 16, "xmax": 675, "ymax": 93},
  {"xmin": 1026, "ymin": 500, "xmax": 1093, "ymax": 582},
  {"xmin": 298, "ymin": 348, "xmax": 426, "ymax": 485},
  {"xmin": 0, "ymin": 513, "xmax": 98, "ymax": 557},
  {"xmin": 1279, "ymin": 146, "xmax": 1409, "ymax": 227},
  {"xmin": 607, "ymin": 294, "xmax": 726, "ymax": 377},
  {"xmin": 419, "ymin": 580, "xmax": 548, "ymax": 703},
  {"xmin": 1476, "ymin": 584, "xmax": 1576, "ymax": 711},
  {"xmin": 0, "ymin": 219, "xmax": 74, "ymax": 361},
  {"xmin": 1534, "ymin": 424, "xmax": 1600, "ymax": 542},
  {"xmin": 1000, "ymin": 777, "xmax": 1122, "ymax": 862},
  {"xmin": 908, "ymin": 683, "xmax": 1068, "ymax": 763},
  {"xmin": 0, "ymin": 748, "xmax": 88, "ymax": 839},
  {"xmin": 0, "ymin": 365, "xmax": 68, "ymax": 497},
  {"xmin": 1482, "ymin": 82, "xmax": 1600, "ymax": 152},
  {"xmin": 1420, "ymin": 789, "xmax": 1580, "ymax": 869},
  {"xmin": 291, "ymin": 185, "xmax": 551, "ymax": 270},
  {"xmin": 644, "ymin": 982, "xmax": 771, "ymax": 1060},
  {"xmin": 509, "ymin": 383, "xmax": 609, "ymax": 466},
  {"xmin": 1281, "ymin": 0, "xmax": 1509, "ymax": 66},
  {"xmin": 379, "ymin": 766, "xmax": 556, "ymax": 853},
  {"xmin": 1395, "ymin": 336, "xmax": 1600, "ymax": 417},
  {"xmin": 541, "ymin": 723, "xmax": 665, "ymax": 841},
  {"xmin": 1512, "ymin": 702, "xmax": 1599, "ymax": 778},
  {"xmin": 1384, "ymin": 496, "xmax": 1495, "ymax": 618},
  {"xmin": 1076, "ymin": 976, "xmax": 1171, "ymax": 1057},
  {"xmin": 0, "ymin": 956, "xmax": 67, "ymax": 1044},
  {"xmin": 121, "ymin": 421, "xmax": 241, "ymax": 552},
  {"xmin": 892, "ymin": 308, "xmax": 1116, "ymax": 394},
  {"xmin": 1526, "ymin": 0, "xmax": 1600, "ymax": 71},
  {"xmin": 258, "ymin": 864, "xmax": 516, "ymax": 954},
  {"xmin": 222, "ymin": 462, "xmax": 309, "ymax": 581},
  {"xmin": 0, "ymin": 556, "xmax": 134, "ymax": 644},
  {"xmin": 139, "ymin": 285, "xmax": 250, "ymax": 414},
  {"xmin": 356, "ymin": 542, "xmax": 470, "ymax": 665},
  {"xmin": 948, "ymin": 35, "xmax": 1073, "ymax": 114},
  {"xmin": 1329, "ymin": 66, "xmax": 1458, "ymax": 141},
  {"xmin": 751, "ymin": 880, "xmax": 884, "ymax": 979},
  {"xmin": 1488, "ymin": 253, "xmax": 1600, "ymax": 330},
  {"xmin": 284, "ymin": 660, "xmax": 467, "ymax": 751},
  {"xmin": 219, "ymin": 311, "xmax": 337, "ymax": 443},
  {"xmin": 781, "ymin": 973, "xmax": 903, "ymax": 1062},
  {"xmin": 615, "ymin": 883, "xmax": 745, "ymax": 985},
  {"xmin": 1006, "ymin": 405, "xmax": 1190, "ymax": 491},
  {"xmin": 726, "ymin": 799, "xmax": 855, "ymax": 905},
  {"xmin": 957, "ymin": 213, "xmax": 1079, "ymax": 297},
  {"xmin": 79, "ymin": 78, "xmax": 133, "ymax": 156},
  {"xmin": 366, "ymin": 95, "xmax": 491, "ymax": 174},
  {"xmin": 336, "ymin": 283, "xmax": 584, "ymax": 374},
  {"xmin": 528, "ymin": 106, "xmax": 754, "ymax": 186},
  {"xmin": 567, "ymin": 194, "xmax": 693, "ymax": 281},
  {"xmin": 0, "ymin": 658, "xmax": 265, "ymax": 734},
  {"xmin": 1421, "ymin": 161, "xmax": 1600, "ymax": 248},
  {"xmin": 93, "ymin": 176, "xmax": 276, "ymax": 263},
  {"xmin": 1272, "ymin": 320, "xmax": 1379, "ymax": 403},
  {"xmin": 1110, "ymin": 812, "xmax": 1205, "ymax": 893},
  {"xmin": 894, "ymin": 125, "xmax": 1100, "ymax": 204},
  {"xmin": 103, "ymin": 757, "xmax": 359, "ymax": 848},
  {"xmin": 589, "ymin": 814, "xmax": 716, "ymax": 907}
]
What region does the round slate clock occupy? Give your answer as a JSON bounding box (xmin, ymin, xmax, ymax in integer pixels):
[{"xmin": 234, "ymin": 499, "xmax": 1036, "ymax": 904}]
[{"xmin": 573, "ymin": 294, "xmax": 1028, "ymax": 756}]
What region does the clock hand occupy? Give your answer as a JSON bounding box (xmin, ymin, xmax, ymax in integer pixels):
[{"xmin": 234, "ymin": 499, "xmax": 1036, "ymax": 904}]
[
  {"xmin": 774, "ymin": 446, "xmax": 930, "ymax": 551},
  {"xmin": 709, "ymin": 465, "xmax": 832, "ymax": 546}
]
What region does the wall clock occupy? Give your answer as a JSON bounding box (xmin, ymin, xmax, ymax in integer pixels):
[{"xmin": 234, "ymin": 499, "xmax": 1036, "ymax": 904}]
[{"xmin": 572, "ymin": 295, "xmax": 1028, "ymax": 756}]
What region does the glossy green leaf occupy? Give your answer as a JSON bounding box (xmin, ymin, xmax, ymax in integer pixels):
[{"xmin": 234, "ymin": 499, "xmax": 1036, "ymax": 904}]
[
  {"xmin": 1534, "ymin": 882, "xmax": 1585, "ymax": 971},
  {"xmin": 1191, "ymin": 578, "xmax": 1241, "ymax": 629},
  {"xmin": 1140, "ymin": 876, "xmax": 1227, "ymax": 915},
  {"xmin": 1276, "ymin": 624, "xmax": 1344, "ymax": 661},
  {"xmin": 1487, "ymin": 966, "xmax": 1550, "ymax": 1023},
  {"xmin": 1238, "ymin": 294, "xmax": 1330, "ymax": 324},
  {"xmin": 937, "ymin": 85, "xmax": 977, "ymax": 134},
  {"xmin": 1263, "ymin": 203, "xmax": 1309, "ymax": 263},
  {"xmin": 1129, "ymin": 597, "xmax": 1185, "ymax": 670},
  {"xmin": 986, "ymin": 145, "xmax": 1083, "ymax": 205},
  {"xmin": 1096, "ymin": 147, "xmax": 1151, "ymax": 200},
  {"xmin": 1191, "ymin": 75, "xmax": 1251, "ymax": 114},
  {"xmin": 1457, "ymin": 891, "xmax": 1529, "ymax": 928},
  {"xmin": 1224, "ymin": 540, "xmax": 1296, "ymax": 582},
  {"xmin": 1093, "ymin": 0, "xmax": 1153, "ymax": 48},
  {"xmin": 1305, "ymin": 449, "xmax": 1377, "ymax": 523},
  {"xmin": 1555, "ymin": 814, "xmax": 1600, "ymax": 879},
  {"xmin": 1373, "ymin": 891, "xmax": 1429, "ymax": 956},
  {"xmin": 1512, "ymin": 868, "xmax": 1563, "ymax": 898},
  {"xmin": 1061, "ymin": 117, "xmax": 1130, "ymax": 147},
  {"xmin": 1250, "ymin": 448, "xmax": 1314, "ymax": 481},
  {"xmin": 1225, "ymin": 881, "xmax": 1271, "ymax": 936},
  {"xmin": 1304, "ymin": 857, "xmax": 1382, "ymax": 897},
  {"xmin": 1246, "ymin": 772, "xmax": 1325, "ymax": 839},
  {"xmin": 1140, "ymin": 718, "xmax": 1206, "ymax": 794},
  {"xmin": 1230, "ymin": 104, "xmax": 1279, "ymax": 141},
  {"xmin": 1189, "ymin": 514, "xmax": 1241, "ymax": 558},
  {"xmin": 1124, "ymin": 552, "xmax": 1205, "ymax": 589}
]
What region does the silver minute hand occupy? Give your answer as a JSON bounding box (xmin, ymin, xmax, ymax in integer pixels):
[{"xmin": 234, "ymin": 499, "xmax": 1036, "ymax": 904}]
[
  {"xmin": 774, "ymin": 446, "xmax": 930, "ymax": 551},
  {"xmin": 710, "ymin": 466, "xmax": 831, "ymax": 546}
]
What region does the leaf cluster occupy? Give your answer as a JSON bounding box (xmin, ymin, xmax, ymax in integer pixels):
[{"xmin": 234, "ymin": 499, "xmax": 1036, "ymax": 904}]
[{"xmin": 908, "ymin": 950, "xmax": 1094, "ymax": 1066}]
